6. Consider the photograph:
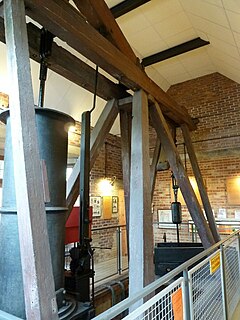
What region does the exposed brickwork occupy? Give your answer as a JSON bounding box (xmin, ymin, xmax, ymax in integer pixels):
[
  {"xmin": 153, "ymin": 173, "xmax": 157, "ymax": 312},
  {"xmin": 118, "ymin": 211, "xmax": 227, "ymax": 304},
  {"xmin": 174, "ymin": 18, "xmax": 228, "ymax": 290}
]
[
  {"xmin": 68, "ymin": 72, "xmax": 240, "ymax": 251},
  {"xmin": 153, "ymin": 73, "xmax": 240, "ymax": 243}
]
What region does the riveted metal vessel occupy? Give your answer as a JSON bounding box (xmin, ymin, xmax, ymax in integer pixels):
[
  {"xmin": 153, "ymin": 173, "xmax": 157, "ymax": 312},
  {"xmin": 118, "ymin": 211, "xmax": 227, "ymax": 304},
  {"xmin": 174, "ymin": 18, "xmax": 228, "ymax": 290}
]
[{"xmin": 0, "ymin": 108, "xmax": 74, "ymax": 318}]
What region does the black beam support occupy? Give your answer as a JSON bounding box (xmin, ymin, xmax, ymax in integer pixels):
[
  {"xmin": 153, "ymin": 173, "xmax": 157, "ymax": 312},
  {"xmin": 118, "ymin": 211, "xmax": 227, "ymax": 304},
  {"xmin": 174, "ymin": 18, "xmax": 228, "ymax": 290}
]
[
  {"xmin": 111, "ymin": 0, "xmax": 151, "ymax": 19},
  {"xmin": 142, "ymin": 37, "xmax": 210, "ymax": 67}
]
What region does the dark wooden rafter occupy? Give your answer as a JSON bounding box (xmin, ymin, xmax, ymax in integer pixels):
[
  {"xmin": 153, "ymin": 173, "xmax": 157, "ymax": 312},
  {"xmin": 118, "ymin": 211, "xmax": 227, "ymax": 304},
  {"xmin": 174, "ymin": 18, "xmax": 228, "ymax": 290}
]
[
  {"xmin": 73, "ymin": 0, "xmax": 139, "ymax": 65},
  {"xmin": 66, "ymin": 99, "xmax": 118, "ymax": 218},
  {"xmin": 181, "ymin": 123, "xmax": 220, "ymax": 242},
  {"xmin": 149, "ymin": 97, "xmax": 215, "ymax": 248},
  {"xmin": 0, "ymin": 18, "xmax": 128, "ymax": 101},
  {"xmin": 24, "ymin": 0, "xmax": 196, "ymax": 129},
  {"xmin": 142, "ymin": 37, "xmax": 210, "ymax": 67},
  {"xmin": 111, "ymin": 0, "xmax": 151, "ymax": 19},
  {"xmin": 150, "ymin": 138, "xmax": 161, "ymax": 201}
]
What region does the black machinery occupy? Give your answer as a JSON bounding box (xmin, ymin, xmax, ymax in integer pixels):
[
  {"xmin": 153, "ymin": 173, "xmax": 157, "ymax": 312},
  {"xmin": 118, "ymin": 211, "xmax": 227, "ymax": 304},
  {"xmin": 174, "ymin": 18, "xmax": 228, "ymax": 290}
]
[{"xmin": 154, "ymin": 172, "xmax": 204, "ymax": 277}]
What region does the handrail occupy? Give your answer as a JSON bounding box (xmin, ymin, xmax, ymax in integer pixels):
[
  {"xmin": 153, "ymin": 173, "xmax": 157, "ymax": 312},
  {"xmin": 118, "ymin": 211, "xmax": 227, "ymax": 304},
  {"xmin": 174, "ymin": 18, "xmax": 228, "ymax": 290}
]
[
  {"xmin": 93, "ymin": 230, "xmax": 240, "ymax": 320},
  {"xmin": 92, "ymin": 224, "xmax": 126, "ymax": 232}
]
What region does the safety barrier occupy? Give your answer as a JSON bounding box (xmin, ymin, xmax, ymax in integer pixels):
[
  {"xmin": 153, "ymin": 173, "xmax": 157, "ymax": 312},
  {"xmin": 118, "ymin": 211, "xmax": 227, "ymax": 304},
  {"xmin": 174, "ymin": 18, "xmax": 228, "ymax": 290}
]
[{"xmin": 93, "ymin": 230, "xmax": 240, "ymax": 320}]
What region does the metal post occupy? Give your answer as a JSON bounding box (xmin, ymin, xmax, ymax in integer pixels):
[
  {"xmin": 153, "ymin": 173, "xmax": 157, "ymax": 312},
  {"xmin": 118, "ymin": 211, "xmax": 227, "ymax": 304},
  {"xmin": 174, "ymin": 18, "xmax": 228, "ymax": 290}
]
[
  {"xmin": 237, "ymin": 233, "xmax": 240, "ymax": 274},
  {"xmin": 220, "ymin": 245, "xmax": 229, "ymax": 320},
  {"xmin": 191, "ymin": 224, "xmax": 194, "ymax": 243},
  {"xmin": 117, "ymin": 227, "xmax": 122, "ymax": 275},
  {"xmin": 183, "ymin": 269, "xmax": 191, "ymax": 320}
]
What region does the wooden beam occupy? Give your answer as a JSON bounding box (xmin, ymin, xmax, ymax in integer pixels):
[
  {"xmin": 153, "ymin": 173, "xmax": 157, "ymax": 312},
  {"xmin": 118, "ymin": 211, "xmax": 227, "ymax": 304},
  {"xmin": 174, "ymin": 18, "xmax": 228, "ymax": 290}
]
[
  {"xmin": 73, "ymin": 0, "xmax": 138, "ymax": 64},
  {"xmin": 129, "ymin": 90, "xmax": 154, "ymax": 310},
  {"xmin": 3, "ymin": 0, "xmax": 58, "ymax": 318},
  {"xmin": 119, "ymin": 109, "xmax": 132, "ymax": 248},
  {"xmin": 0, "ymin": 18, "xmax": 128, "ymax": 101},
  {"xmin": 150, "ymin": 138, "xmax": 161, "ymax": 201},
  {"xmin": 66, "ymin": 99, "xmax": 118, "ymax": 218},
  {"xmin": 149, "ymin": 98, "xmax": 215, "ymax": 248},
  {"xmin": 181, "ymin": 123, "xmax": 220, "ymax": 242},
  {"xmin": 111, "ymin": 0, "xmax": 151, "ymax": 19},
  {"xmin": 0, "ymin": 2, "xmax": 3, "ymax": 18},
  {"xmin": 24, "ymin": 0, "xmax": 196, "ymax": 129},
  {"xmin": 142, "ymin": 38, "xmax": 210, "ymax": 67}
]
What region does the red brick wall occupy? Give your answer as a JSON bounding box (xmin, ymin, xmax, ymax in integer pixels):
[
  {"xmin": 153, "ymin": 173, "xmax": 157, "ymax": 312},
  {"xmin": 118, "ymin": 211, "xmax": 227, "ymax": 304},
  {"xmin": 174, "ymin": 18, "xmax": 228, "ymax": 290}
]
[{"xmin": 153, "ymin": 73, "xmax": 240, "ymax": 243}]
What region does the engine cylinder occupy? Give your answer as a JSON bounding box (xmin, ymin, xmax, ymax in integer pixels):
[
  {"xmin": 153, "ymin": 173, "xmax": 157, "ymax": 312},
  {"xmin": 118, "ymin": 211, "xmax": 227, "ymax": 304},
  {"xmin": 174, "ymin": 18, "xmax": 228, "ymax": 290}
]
[{"xmin": 0, "ymin": 108, "xmax": 74, "ymax": 318}]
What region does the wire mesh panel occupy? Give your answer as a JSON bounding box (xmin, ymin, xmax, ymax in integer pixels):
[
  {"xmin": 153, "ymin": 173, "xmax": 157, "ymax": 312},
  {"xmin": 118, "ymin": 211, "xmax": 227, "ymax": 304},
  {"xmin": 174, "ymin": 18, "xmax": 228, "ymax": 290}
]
[
  {"xmin": 188, "ymin": 250, "xmax": 224, "ymax": 320},
  {"xmin": 224, "ymin": 236, "xmax": 240, "ymax": 318},
  {"xmin": 122, "ymin": 278, "xmax": 184, "ymax": 320}
]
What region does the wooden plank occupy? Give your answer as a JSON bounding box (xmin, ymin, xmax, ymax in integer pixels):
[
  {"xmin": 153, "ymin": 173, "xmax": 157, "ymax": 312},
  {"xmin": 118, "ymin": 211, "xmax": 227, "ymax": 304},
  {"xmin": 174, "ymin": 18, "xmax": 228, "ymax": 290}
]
[
  {"xmin": 73, "ymin": 0, "xmax": 138, "ymax": 64},
  {"xmin": 150, "ymin": 138, "xmax": 161, "ymax": 201},
  {"xmin": 149, "ymin": 98, "xmax": 215, "ymax": 248},
  {"xmin": 66, "ymin": 99, "xmax": 118, "ymax": 218},
  {"xmin": 24, "ymin": 0, "xmax": 196, "ymax": 129},
  {"xmin": 181, "ymin": 123, "xmax": 220, "ymax": 242},
  {"xmin": 0, "ymin": 18, "xmax": 128, "ymax": 101},
  {"xmin": 119, "ymin": 109, "xmax": 132, "ymax": 250},
  {"xmin": 3, "ymin": 0, "xmax": 58, "ymax": 319},
  {"xmin": 129, "ymin": 90, "xmax": 154, "ymax": 310}
]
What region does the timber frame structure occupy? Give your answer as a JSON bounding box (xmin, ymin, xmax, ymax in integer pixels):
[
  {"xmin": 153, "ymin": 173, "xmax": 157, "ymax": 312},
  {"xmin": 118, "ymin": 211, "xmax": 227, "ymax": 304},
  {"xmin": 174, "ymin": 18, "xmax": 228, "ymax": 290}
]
[{"xmin": 1, "ymin": 0, "xmax": 220, "ymax": 318}]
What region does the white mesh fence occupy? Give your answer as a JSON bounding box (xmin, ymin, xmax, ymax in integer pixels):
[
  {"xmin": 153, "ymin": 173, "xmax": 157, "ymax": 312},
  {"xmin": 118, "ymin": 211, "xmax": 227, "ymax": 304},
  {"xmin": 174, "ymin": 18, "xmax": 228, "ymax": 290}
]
[
  {"xmin": 188, "ymin": 250, "xmax": 224, "ymax": 320},
  {"xmin": 122, "ymin": 278, "xmax": 184, "ymax": 320},
  {"xmin": 224, "ymin": 237, "xmax": 240, "ymax": 318}
]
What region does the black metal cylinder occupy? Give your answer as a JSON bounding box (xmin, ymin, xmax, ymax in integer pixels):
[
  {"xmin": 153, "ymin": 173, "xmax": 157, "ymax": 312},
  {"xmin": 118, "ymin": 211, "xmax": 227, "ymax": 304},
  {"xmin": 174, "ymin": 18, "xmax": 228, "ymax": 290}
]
[
  {"xmin": 0, "ymin": 108, "xmax": 74, "ymax": 318},
  {"xmin": 171, "ymin": 201, "xmax": 182, "ymax": 224}
]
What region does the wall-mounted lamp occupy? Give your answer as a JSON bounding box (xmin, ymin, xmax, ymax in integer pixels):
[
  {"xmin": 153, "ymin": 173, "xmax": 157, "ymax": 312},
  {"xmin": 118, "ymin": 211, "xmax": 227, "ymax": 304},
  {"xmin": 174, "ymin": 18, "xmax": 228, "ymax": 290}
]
[
  {"xmin": 98, "ymin": 176, "xmax": 116, "ymax": 196},
  {"xmin": 110, "ymin": 176, "xmax": 116, "ymax": 186}
]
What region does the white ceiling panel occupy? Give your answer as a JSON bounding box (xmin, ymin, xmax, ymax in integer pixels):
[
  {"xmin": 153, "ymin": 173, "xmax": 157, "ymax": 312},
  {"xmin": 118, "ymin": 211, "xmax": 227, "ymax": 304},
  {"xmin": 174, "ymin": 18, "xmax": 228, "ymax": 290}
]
[
  {"xmin": 179, "ymin": 48, "xmax": 214, "ymax": 71},
  {"xmin": 203, "ymin": 0, "xmax": 223, "ymax": 7},
  {"xmin": 233, "ymin": 31, "xmax": 240, "ymax": 48},
  {"xmin": 225, "ymin": 10, "xmax": 240, "ymax": 33},
  {"xmin": 222, "ymin": 0, "xmax": 240, "ymax": 14},
  {"xmin": 127, "ymin": 26, "xmax": 167, "ymax": 57},
  {"xmin": 188, "ymin": 14, "xmax": 235, "ymax": 45},
  {"xmin": 165, "ymin": 28, "xmax": 197, "ymax": 47},
  {"xmin": 207, "ymin": 35, "xmax": 240, "ymax": 59},
  {"xmin": 140, "ymin": 0, "xmax": 183, "ymax": 24},
  {"xmin": 153, "ymin": 11, "xmax": 192, "ymax": 39},
  {"xmin": 180, "ymin": 0, "xmax": 229, "ymax": 27}
]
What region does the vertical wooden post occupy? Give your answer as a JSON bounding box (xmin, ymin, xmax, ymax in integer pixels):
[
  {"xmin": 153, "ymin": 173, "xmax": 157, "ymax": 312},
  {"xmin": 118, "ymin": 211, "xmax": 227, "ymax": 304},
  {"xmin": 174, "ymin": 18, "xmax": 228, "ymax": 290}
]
[
  {"xmin": 181, "ymin": 123, "xmax": 220, "ymax": 242},
  {"xmin": 119, "ymin": 109, "xmax": 131, "ymax": 247},
  {"xmin": 149, "ymin": 98, "xmax": 215, "ymax": 248},
  {"xmin": 129, "ymin": 90, "xmax": 154, "ymax": 310},
  {"xmin": 4, "ymin": 1, "xmax": 58, "ymax": 319}
]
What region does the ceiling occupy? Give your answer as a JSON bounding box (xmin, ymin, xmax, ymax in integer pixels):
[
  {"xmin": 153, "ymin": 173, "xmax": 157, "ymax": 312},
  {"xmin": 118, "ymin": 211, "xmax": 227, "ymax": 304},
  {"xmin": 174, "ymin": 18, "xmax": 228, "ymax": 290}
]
[{"xmin": 0, "ymin": 0, "xmax": 240, "ymax": 136}]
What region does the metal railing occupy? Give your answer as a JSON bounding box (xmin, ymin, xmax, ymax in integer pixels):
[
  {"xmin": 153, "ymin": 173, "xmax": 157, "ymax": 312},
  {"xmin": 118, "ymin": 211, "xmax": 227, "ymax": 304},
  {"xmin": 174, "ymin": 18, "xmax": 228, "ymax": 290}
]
[
  {"xmin": 153, "ymin": 220, "xmax": 240, "ymax": 244},
  {"xmin": 65, "ymin": 225, "xmax": 128, "ymax": 283},
  {"xmin": 93, "ymin": 230, "xmax": 240, "ymax": 320},
  {"xmin": 64, "ymin": 220, "xmax": 240, "ymax": 284}
]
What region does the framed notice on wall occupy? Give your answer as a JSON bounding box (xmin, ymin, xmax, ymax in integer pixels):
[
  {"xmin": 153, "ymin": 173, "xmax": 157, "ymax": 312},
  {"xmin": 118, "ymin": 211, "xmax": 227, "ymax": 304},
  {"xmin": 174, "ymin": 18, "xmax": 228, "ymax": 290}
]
[
  {"xmin": 226, "ymin": 177, "xmax": 240, "ymax": 205},
  {"xmin": 112, "ymin": 196, "xmax": 118, "ymax": 214},
  {"xmin": 90, "ymin": 196, "xmax": 102, "ymax": 217},
  {"xmin": 157, "ymin": 209, "xmax": 176, "ymax": 228}
]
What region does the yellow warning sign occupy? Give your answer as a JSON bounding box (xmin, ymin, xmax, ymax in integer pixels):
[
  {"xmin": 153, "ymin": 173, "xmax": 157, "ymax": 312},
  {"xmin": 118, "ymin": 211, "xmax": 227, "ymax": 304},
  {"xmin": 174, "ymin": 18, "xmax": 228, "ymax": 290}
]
[
  {"xmin": 210, "ymin": 252, "xmax": 220, "ymax": 274},
  {"xmin": 171, "ymin": 288, "xmax": 183, "ymax": 320}
]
